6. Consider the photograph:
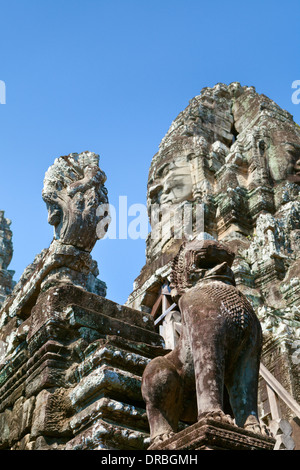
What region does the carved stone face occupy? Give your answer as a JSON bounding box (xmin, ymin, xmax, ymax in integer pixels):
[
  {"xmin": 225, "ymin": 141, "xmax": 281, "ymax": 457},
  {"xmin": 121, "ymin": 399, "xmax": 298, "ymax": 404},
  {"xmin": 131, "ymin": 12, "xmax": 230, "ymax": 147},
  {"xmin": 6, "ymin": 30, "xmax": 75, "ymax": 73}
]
[
  {"xmin": 148, "ymin": 159, "xmax": 193, "ymax": 207},
  {"xmin": 143, "ymin": 83, "xmax": 300, "ymax": 271},
  {"xmin": 267, "ymin": 128, "xmax": 300, "ymax": 183}
]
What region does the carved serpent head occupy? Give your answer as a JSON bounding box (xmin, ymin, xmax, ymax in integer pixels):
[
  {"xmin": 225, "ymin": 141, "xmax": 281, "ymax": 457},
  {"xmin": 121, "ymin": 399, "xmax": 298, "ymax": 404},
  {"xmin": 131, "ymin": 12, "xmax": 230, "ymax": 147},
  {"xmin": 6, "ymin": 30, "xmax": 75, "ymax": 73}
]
[{"xmin": 42, "ymin": 151, "xmax": 109, "ymax": 252}]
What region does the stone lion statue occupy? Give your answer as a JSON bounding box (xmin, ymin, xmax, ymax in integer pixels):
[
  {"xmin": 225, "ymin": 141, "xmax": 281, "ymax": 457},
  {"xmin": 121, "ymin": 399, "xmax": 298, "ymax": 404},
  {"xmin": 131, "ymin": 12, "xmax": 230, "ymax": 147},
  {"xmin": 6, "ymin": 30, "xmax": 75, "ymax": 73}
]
[{"xmin": 142, "ymin": 239, "xmax": 265, "ymax": 449}]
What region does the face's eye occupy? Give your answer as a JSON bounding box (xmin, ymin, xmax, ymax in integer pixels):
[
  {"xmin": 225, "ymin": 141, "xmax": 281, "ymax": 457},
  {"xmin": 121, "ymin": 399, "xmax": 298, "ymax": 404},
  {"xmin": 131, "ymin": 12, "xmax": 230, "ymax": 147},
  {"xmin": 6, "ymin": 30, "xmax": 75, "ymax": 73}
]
[
  {"xmin": 156, "ymin": 163, "xmax": 171, "ymax": 179},
  {"xmin": 188, "ymin": 268, "xmax": 205, "ymax": 283},
  {"xmin": 195, "ymin": 253, "xmax": 204, "ymax": 267},
  {"xmin": 258, "ymin": 140, "xmax": 266, "ymax": 153}
]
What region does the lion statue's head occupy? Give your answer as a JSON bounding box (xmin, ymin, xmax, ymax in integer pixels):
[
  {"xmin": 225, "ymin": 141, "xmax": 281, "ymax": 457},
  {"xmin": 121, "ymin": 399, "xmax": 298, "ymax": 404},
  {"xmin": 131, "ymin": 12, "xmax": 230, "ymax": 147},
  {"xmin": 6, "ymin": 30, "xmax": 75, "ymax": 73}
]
[{"xmin": 170, "ymin": 239, "xmax": 236, "ymax": 302}]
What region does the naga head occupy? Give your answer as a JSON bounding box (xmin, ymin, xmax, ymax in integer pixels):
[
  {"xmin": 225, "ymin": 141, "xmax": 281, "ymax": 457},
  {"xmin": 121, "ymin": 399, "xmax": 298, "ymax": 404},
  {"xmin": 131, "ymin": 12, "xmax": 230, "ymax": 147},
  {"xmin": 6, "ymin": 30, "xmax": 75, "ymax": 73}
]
[
  {"xmin": 42, "ymin": 151, "xmax": 109, "ymax": 252},
  {"xmin": 170, "ymin": 239, "xmax": 236, "ymax": 302}
]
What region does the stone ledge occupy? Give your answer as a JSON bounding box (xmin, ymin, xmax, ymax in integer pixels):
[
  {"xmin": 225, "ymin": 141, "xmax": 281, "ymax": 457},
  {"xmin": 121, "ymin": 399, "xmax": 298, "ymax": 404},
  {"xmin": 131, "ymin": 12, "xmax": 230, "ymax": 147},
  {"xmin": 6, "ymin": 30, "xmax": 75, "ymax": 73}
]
[
  {"xmin": 148, "ymin": 418, "xmax": 276, "ymax": 450},
  {"xmin": 65, "ymin": 418, "xmax": 148, "ymax": 450}
]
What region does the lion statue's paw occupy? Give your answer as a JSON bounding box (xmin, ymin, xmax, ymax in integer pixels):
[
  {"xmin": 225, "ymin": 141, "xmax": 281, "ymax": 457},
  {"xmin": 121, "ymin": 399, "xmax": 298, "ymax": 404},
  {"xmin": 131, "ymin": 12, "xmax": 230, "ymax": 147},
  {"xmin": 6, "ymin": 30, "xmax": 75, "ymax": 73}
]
[
  {"xmin": 198, "ymin": 410, "xmax": 235, "ymax": 426},
  {"xmin": 147, "ymin": 431, "xmax": 176, "ymax": 450}
]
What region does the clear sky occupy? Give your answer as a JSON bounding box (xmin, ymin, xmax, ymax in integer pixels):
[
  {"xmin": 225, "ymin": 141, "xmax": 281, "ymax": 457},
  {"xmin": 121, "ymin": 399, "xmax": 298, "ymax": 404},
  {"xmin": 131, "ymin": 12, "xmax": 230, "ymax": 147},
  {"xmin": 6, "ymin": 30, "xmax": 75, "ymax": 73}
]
[{"xmin": 0, "ymin": 0, "xmax": 300, "ymax": 305}]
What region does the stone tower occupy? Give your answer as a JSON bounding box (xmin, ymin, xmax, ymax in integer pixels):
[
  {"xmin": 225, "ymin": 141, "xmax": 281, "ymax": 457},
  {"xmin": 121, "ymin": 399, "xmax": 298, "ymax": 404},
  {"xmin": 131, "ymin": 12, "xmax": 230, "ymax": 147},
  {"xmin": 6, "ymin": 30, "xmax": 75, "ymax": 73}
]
[{"xmin": 127, "ymin": 82, "xmax": 300, "ymax": 448}]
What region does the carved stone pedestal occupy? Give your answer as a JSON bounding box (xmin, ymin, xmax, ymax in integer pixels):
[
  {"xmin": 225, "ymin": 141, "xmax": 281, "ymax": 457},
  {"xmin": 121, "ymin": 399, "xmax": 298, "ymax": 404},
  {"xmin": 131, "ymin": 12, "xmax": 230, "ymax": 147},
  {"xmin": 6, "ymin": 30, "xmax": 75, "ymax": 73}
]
[{"xmin": 148, "ymin": 418, "xmax": 276, "ymax": 451}]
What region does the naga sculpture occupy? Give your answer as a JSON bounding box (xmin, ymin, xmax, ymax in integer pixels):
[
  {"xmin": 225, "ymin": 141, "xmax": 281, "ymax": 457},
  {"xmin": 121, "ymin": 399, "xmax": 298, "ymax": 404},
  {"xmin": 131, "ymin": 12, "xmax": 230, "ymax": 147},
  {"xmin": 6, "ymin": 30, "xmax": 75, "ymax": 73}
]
[
  {"xmin": 42, "ymin": 151, "xmax": 109, "ymax": 252},
  {"xmin": 142, "ymin": 239, "xmax": 265, "ymax": 449},
  {"xmin": 0, "ymin": 151, "xmax": 110, "ymax": 320}
]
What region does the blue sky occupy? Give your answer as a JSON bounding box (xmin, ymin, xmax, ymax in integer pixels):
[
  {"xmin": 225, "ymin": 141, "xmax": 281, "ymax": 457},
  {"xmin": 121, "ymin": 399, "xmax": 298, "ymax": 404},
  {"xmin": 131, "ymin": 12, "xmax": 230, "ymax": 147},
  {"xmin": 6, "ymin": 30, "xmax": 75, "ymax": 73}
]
[{"xmin": 0, "ymin": 0, "xmax": 300, "ymax": 305}]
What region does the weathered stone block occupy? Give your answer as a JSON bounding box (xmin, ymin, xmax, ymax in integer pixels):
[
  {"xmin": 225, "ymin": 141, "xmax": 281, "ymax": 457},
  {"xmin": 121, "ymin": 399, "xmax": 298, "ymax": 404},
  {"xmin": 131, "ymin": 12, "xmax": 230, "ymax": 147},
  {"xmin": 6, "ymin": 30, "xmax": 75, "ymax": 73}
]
[
  {"xmin": 69, "ymin": 365, "xmax": 142, "ymax": 410},
  {"xmin": 31, "ymin": 389, "xmax": 72, "ymax": 438},
  {"xmin": 0, "ymin": 408, "xmax": 11, "ymax": 448}
]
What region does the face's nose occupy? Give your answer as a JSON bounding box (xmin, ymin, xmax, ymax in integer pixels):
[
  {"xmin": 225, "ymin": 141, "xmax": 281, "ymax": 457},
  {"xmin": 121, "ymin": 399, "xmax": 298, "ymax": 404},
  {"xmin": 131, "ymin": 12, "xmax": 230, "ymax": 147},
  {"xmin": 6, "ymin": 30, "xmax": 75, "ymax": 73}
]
[
  {"xmin": 149, "ymin": 184, "xmax": 163, "ymax": 201},
  {"xmin": 47, "ymin": 204, "xmax": 61, "ymax": 227},
  {"xmin": 163, "ymin": 176, "xmax": 174, "ymax": 194}
]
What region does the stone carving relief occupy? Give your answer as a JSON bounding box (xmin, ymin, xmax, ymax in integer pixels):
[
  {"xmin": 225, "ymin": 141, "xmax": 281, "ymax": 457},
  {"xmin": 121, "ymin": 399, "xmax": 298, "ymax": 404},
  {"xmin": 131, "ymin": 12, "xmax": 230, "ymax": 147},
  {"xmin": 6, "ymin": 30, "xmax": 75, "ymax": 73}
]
[{"xmin": 142, "ymin": 239, "xmax": 267, "ymax": 449}]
